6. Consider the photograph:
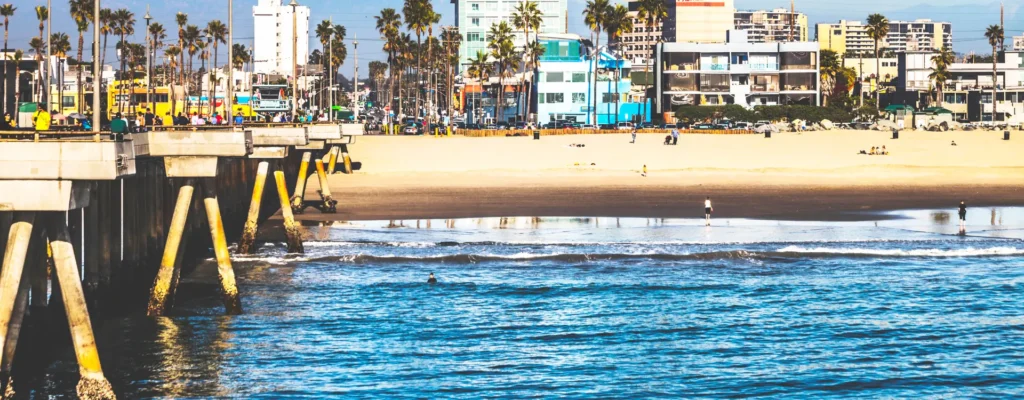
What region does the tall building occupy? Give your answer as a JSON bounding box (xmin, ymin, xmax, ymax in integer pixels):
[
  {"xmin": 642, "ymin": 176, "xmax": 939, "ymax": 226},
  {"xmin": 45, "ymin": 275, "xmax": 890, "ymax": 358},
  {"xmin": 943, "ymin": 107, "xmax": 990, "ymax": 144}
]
[
  {"xmin": 1013, "ymin": 34, "xmax": 1024, "ymax": 51},
  {"xmin": 816, "ymin": 19, "xmax": 952, "ymax": 55},
  {"xmin": 453, "ymin": 0, "xmax": 568, "ymax": 70},
  {"xmin": 621, "ymin": 0, "xmax": 672, "ymax": 66},
  {"xmin": 734, "ymin": 8, "xmax": 808, "ymax": 43},
  {"xmin": 252, "ymin": 0, "xmax": 310, "ymax": 76},
  {"xmin": 897, "ymin": 50, "xmax": 1024, "ymax": 122},
  {"xmin": 672, "ymin": 0, "xmax": 735, "ymax": 44}
]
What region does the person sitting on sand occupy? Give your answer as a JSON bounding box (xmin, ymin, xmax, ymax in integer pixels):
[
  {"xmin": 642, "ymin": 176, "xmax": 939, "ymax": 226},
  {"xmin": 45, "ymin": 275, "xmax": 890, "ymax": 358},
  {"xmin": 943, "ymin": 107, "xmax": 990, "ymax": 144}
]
[
  {"xmin": 869, "ymin": 146, "xmax": 876, "ymax": 155},
  {"xmin": 881, "ymin": 145, "xmax": 888, "ymax": 155},
  {"xmin": 951, "ymin": 140, "xmax": 957, "ymax": 146},
  {"xmin": 427, "ymin": 273, "xmax": 437, "ymax": 284},
  {"xmin": 642, "ymin": 165, "xmax": 648, "ymax": 177}
]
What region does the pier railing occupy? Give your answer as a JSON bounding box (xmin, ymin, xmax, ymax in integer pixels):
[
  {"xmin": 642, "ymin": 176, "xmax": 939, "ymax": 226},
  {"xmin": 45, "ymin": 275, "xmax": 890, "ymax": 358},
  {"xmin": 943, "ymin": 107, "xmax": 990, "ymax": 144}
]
[{"xmin": 457, "ymin": 128, "xmax": 759, "ymax": 137}]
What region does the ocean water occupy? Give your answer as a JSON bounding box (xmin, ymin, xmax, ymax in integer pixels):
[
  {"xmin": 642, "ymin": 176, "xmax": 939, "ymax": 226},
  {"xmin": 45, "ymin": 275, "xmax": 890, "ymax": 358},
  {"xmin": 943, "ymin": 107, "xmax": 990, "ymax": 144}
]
[{"xmin": 33, "ymin": 209, "xmax": 1024, "ymax": 398}]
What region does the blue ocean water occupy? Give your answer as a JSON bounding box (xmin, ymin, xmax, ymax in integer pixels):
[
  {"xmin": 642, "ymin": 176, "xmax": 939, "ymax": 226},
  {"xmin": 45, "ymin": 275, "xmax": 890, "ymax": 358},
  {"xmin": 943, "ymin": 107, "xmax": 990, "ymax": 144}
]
[{"xmin": 41, "ymin": 209, "xmax": 1024, "ymax": 398}]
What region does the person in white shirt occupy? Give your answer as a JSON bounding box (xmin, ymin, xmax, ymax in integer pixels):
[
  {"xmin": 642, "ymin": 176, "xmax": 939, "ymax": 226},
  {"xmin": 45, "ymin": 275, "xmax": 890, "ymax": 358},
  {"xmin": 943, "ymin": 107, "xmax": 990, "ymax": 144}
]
[
  {"xmin": 190, "ymin": 113, "xmax": 199, "ymax": 125},
  {"xmin": 273, "ymin": 113, "xmax": 283, "ymax": 123},
  {"xmin": 704, "ymin": 197, "xmax": 713, "ymax": 226}
]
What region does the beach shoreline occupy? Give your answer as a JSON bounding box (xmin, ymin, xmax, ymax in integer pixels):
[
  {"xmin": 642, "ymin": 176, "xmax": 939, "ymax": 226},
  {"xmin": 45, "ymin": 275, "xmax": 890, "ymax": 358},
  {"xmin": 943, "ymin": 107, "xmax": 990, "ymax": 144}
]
[{"xmin": 288, "ymin": 132, "xmax": 1024, "ymax": 221}]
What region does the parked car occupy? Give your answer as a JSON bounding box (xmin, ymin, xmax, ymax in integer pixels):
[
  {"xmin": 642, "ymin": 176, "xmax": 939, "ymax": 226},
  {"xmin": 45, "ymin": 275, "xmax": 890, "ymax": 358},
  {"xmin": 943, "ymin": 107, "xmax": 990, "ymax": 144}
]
[
  {"xmin": 402, "ymin": 124, "xmax": 423, "ymax": 135},
  {"xmin": 733, "ymin": 122, "xmax": 752, "ymax": 130},
  {"xmin": 598, "ymin": 123, "xmax": 615, "ymax": 130},
  {"xmin": 639, "ymin": 122, "xmax": 655, "ymax": 129},
  {"xmin": 580, "ymin": 124, "xmax": 596, "ymax": 129},
  {"xmin": 495, "ymin": 121, "xmax": 512, "ymax": 130},
  {"xmin": 693, "ymin": 123, "xmax": 714, "ymax": 130},
  {"xmin": 616, "ymin": 122, "xmax": 635, "ymax": 130}
]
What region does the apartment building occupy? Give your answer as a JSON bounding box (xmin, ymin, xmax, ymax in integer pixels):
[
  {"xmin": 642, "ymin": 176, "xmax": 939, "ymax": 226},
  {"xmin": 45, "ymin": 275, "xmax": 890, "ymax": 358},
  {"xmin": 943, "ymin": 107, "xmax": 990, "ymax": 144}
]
[
  {"xmin": 734, "ymin": 8, "xmax": 808, "ymax": 43},
  {"xmin": 252, "ymin": 0, "xmax": 310, "ymax": 76},
  {"xmin": 453, "ymin": 0, "xmax": 568, "ymax": 70},
  {"xmin": 620, "ymin": 0, "xmax": 672, "ymax": 66},
  {"xmin": 673, "ymin": 0, "xmax": 735, "ymax": 44},
  {"xmin": 656, "ymin": 30, "xmax": 820, "ymax": 112},
  {"xmin": 897, "ymin": 51, "xmax": 1024, "ymax": 121},
  {"xmin": 817, "ymin": 19, "xmax": 953, "ymax": 55}
]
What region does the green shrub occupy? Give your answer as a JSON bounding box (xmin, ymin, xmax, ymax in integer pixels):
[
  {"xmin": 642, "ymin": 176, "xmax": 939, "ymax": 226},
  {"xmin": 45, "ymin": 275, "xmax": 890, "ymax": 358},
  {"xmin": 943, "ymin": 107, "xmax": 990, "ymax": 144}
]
[{"xmin": 675, "ymin": 105, "xmax": 855, "ymax": 124}]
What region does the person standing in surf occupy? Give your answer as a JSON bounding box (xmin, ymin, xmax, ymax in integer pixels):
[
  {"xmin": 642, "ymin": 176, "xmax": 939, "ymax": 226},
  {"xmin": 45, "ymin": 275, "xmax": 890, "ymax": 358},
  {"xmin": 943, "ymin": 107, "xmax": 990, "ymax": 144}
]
[
  {"xmin": 705, "ymin": 197, "xmax": 713, "ymax": 226},
  {"xmin": 958, "ymin": 201, "xmax": 967, "ymax": 233}
]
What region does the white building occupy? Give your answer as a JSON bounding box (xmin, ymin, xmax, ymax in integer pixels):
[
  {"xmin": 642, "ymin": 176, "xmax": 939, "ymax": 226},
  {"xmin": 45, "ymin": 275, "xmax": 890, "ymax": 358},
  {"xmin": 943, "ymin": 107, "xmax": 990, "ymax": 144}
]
[
  {"xmin": 453, "ymin": 0, "xmax": 567, "ymax": 70},
  {"xmin": 252, "ymin": 0, "xmax": 310, "ymax": 76},
  {"xmin": 734, "ymin": 8, "xmax": 808, "ymax": 43},
  {"xmin": 656, "ymin": 30, "xmax": 820, "ymax": 111},
  {"xmin": 621, "ymin": 0, "xmax": 664, "ymax": 66},
  {"xmin": 897, "ymin": 51, "xmax": 1024, "ymax": 122},
  {"xmin": 1014, "ymin": 34, "xmax": 1024, "ymax": 51}
]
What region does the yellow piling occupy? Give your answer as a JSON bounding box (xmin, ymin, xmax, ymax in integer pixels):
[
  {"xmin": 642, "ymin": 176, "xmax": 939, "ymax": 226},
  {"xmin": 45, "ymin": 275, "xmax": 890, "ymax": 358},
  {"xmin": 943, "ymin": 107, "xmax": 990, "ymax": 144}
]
[
  {"xmin": 341, "ymin": 144, "xmax": 353, "ymax": 175},
  {"xmin": 327, "ymin": 146, "xmax": 340, "ymax": 174},
  {"xmin": 238, "ymin": 162, "xmax": 269, "ymax": 255},
  {"xmin": 147, "ymin": 184, "xmax": 194, "ymax": 316},
  {"xmin": 314, "ymin": 160, "xmax": 338, "ymax": 213},
  {"xmin": 48, "ymin": 214, "xmax": 115, "ymax": 399},
  {"xmin": 274, "ymin": 171, "xmax": 304, "ymax": 254},
  {"xmin": 291, "ymin": 152, "xmax": 311, "ymax": 214},
  {"xmin": 203, "ymin": 192, "xmax": 243, "ymax": 315},
  {"xmin": 0, "ymin": 212, "xmax": 34, "ymax": 376}
]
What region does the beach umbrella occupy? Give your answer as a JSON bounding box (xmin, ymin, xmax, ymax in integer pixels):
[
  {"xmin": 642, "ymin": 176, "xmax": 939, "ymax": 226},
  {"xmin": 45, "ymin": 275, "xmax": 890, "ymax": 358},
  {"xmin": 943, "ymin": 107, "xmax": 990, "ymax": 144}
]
[{"xmin": 67, "ymin": 113, "xmax": 88, "ymax": 120}]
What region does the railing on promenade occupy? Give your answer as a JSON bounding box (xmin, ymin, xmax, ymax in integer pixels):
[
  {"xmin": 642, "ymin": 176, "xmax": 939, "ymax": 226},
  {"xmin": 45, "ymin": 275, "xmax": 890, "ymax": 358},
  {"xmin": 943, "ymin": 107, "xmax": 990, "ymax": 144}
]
[{"xmin": 457, "ymin": 128, "xmax": 757, "ymax": 137}]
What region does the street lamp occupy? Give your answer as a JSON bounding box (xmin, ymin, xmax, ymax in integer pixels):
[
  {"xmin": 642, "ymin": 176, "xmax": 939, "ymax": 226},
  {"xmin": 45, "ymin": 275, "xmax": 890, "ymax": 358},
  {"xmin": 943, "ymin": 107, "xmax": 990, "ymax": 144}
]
[
  {"xmin": 206, "ymin": 32, "xmax": 212, "ymax": 115},
  {"xmin": 91, "ymin": 0, "xmax": 99, "ymax": 133},
  {"xmin": 290, "ymin": 0, "xmax": 299, "ymax": 122},
  {"xmin": 144, "ymin": 7, "xmax": 152, "ymax": 108}
]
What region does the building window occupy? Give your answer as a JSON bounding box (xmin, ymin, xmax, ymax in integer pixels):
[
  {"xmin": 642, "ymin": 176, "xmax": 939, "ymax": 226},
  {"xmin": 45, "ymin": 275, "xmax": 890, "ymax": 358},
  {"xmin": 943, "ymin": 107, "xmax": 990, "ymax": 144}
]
[
  {"xmin": 467, "ymin": 32, "xmax": 483, "ymax": 42},
  {"xmin": 471, "ymin": 3, "xmax": 479, "ymax": 11},
  {"xmin": 572, "ymin": 72, "xmax": 586, "ymax": 82},
  {"xmin": 546, "ymin": 72, "xmax": 564, "ymax": 82},
  {"xmin": 572, "ymin": 93, "xmax": 586, "ymax": 104},
  {"xmin": 601, "ymin": 93, "xmax": 616, "ymax": 103},
  {"xmin": 545, "ymin": 93, "xmax": 564, "ymax": 103},
  {"xmin": 538, "ymin": 93, "xmax": 545, "ymax": 103},
  {"xmin": 62, "ymin": 96, "xmax": 75, "ymax": 107},
  {"xmin": 471, "ymin": 18, "xmax": 480, "ymax": 26}
]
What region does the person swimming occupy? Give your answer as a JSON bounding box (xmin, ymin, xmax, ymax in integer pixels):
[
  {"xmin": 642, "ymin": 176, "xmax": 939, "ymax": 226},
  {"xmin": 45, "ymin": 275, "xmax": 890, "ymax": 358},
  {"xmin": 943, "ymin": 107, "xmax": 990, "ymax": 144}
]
[{"xmin": 427, "ymin": 273, "xmax": 437, "ymax": 284}]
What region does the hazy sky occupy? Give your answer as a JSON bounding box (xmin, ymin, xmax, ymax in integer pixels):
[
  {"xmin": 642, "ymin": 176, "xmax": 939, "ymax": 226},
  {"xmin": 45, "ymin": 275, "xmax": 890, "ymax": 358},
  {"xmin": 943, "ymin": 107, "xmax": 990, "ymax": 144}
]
[{"xmin": 6, "ymin": 0, "xmax": 1022, "ymax": 77}]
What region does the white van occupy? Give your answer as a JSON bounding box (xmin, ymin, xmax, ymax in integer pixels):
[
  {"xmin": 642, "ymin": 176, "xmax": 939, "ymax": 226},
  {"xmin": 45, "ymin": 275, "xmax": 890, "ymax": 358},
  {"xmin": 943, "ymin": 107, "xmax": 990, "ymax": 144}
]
[{"xmin": 616, "ymin": 122, "xmax": 634, "ymax": 130}]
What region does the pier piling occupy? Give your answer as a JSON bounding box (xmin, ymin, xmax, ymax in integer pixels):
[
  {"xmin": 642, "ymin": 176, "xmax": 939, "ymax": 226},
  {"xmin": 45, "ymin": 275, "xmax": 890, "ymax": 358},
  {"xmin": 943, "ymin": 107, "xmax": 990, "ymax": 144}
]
[
  {"xmin": 275, "ymin": 171, "xmax": 304, "ymax": 253},
  {"xmin": 0, "ymin": 213, "xmax": 34, "ymax": 381},
  {"xmin": 238, "ymin": 162, "xmax": 270, "ymax": 255},
  {"xmin": 0, "ymin": 251, "xmax": 30, "ymax": 398},
  {"xmin": 341, "ymin": 144, "xmax": 353, "ymax": 175},
  {"xmin": 314, "ymin": 160, "xmax": 338, "ymax": 213},
  {"xmin": 327, "ymin": 146, "xmax": 340, "ymax": 175},
  {"xmin": 48, "ymin": 214, "xmax": 115, "ymax": 399},
  {"xmin": 291, "ymin": 152, "xmax": 311, "ymax": 214},
  {"xmin": 147, "ymin": 183, "xmax": 195, "ymax": 316},
  {"xmin": 203, "ymin": 187, "xmax": 243, "ymax": 315}
]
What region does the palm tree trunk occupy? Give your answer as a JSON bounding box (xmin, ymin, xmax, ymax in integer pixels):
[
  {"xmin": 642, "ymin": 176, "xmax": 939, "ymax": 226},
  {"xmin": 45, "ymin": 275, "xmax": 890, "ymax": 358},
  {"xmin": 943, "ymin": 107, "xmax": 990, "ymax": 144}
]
[
  {"xmin": 212, "ymin": 43, "xmax": 218, "ymax": 117},
  {"xmin": 642, "ymin": 20, "xmax": 654, "ymax": 124},
  {"xmin": 592, "ymin": 30, "xmax": 600, "ymax": 125},
  {"xmin": 874, "ymin": 41, "xmax": 880, "ymax": 108},
  {"xmin": 77, "ymin": 32, "xmax": 85, "ymax": 115},
  {"xmin": 415, "ymin": 34, "xmax": 422, "ymax": 120},
  {"xmin": 102, "ymin": 34, "xmax": 108, "ymax": 68}
]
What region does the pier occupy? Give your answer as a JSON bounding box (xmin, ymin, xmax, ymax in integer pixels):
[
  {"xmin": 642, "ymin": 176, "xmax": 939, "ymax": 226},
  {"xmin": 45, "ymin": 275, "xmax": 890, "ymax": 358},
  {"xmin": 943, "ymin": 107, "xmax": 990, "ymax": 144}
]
[{"xmin": 0, "ymin": 123, "xmax": 362, "ymax": 399}]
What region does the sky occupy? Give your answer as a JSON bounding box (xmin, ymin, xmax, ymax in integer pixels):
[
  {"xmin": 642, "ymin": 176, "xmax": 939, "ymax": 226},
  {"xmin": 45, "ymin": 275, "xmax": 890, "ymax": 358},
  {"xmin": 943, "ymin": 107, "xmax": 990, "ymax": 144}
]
[{"xmin": 5, "ymin": 0, "xmax": 1023, "ymax": 79}]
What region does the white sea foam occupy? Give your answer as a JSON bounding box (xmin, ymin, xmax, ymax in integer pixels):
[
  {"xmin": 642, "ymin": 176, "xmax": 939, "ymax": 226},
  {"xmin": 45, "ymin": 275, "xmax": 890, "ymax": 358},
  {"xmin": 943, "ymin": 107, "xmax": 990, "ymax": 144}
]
[{"xmin": 777, "ymin": 246, "xmax": 1024, "ymax": 257}]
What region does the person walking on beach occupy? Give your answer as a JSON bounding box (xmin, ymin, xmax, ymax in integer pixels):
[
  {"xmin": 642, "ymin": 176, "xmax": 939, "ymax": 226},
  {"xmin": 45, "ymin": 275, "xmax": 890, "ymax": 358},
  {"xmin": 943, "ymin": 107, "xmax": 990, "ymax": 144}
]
[
  {"xmin": 704, "ymin": 197, "xmax": 713, "ymax": 226},
  {"xmin": 631, "ymin": 126, "xmax": 637, "ymax": 143},
  {"xmin": 958, "ymin": 201, "xmax": 967, "ymax": 233},
  {"xmin": 642, "ymin": 164, "xmax": 647, "ymax": 177}
]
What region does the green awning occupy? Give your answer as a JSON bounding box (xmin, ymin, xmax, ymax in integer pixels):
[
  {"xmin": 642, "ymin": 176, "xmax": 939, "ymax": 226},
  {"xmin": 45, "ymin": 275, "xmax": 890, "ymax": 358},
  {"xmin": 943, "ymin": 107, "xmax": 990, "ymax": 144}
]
[
  {"xmin": 884, "ymin": 104, "xmax": 912, "ymax": 112},
  {"xmin": 921, "ymin": 107, "xmax": 953, "ymax": 114}
]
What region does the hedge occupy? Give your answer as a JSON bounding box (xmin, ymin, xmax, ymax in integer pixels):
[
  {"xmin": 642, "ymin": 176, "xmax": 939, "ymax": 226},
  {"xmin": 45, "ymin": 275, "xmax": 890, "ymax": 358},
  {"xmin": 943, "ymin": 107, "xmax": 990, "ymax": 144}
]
[{"xmin": 674, "ymin": 105, "xmax": 876, "ymax": 124}]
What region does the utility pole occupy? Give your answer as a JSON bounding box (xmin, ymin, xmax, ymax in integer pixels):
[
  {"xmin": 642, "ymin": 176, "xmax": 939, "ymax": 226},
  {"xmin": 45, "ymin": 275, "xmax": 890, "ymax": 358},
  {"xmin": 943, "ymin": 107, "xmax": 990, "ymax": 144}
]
[
  {"xmin": 354, "ymin": 34, "xmax": 359, "ymax": 120},
  {"xmin": 290, "ymin": 0, "xmax": 299, "ymax": 121},
  {"xmin": 145, "ymin": 7, "xmax": 152, "ymax": 107},
  {"xmin": 228, "ymin": 0, "xmax": 234, "ymax": 125},
  {"xmin": 858, "ymin": 54, "xmax": 864, "ymax": 107},
  {"xmin": 92, "ymin": 0, "xmax": 100, "ymax": 132},
  {"xmin": 46, "ymin": 0, "xmax": 52, "ymax": 110},
  {"xmin": 789, "ymin": 0, "xmax": 794, "ymax": 42},
  {"xmin": 328, "ymin": 16, "xmax": 332, "ymax": 122}
]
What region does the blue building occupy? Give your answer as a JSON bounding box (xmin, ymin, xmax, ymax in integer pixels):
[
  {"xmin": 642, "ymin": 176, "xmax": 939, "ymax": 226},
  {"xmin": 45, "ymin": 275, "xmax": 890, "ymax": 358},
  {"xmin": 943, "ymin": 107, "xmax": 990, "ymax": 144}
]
[{"xmin": 535, "ymin": 34, "xmax": 650, "ymax": 125}]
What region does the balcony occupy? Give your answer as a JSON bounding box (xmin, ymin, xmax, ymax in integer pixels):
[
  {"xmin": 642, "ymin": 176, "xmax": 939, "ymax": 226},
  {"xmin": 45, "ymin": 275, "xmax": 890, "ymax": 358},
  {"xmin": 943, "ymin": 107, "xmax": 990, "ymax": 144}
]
[{"xmin": 750, "ymin": 63, "xmax": 779, "ymax": 72}]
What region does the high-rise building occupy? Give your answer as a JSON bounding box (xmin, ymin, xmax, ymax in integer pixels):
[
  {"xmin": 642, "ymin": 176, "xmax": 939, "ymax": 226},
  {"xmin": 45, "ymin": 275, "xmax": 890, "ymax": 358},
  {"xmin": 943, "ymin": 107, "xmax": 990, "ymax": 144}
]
[
  {"xmin": 620, "ymin": 0, "xmax": 672, "ymax": 66},
  {"xmin": 816, "ymin": 19, "xmax": 952, "ymax": 55},
  {"xmin": 252, "ymin": 0, "xmax": 310, "ymax": 76},
  {"xmin": 453, "ymin": 0, "xmax": 568, "ymax": 70},
  {"xmin": 734, "ymin": 8, "xmax": 808, "ymax": 43},
  {"xmin": 672, "ymin": 0, "xmax": 735, "ymax": 44}
]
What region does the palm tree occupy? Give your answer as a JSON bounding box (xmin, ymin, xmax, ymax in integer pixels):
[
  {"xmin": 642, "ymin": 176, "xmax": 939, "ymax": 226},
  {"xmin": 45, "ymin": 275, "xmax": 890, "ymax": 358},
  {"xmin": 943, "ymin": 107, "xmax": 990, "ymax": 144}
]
[
  {"xmin": 315, "ymin": 20, "xmax": 333, "ymax": 111},
  {"xmin": 149, "ymin": 22, "xmax": 166, "ymax": 84},
  {"xmin": 34, "ymin": 6, "xmax": 48, "ymax": 102},
  {"xmin": 331, "ymin": 24, "xmax": 347, "ymax": 108},
  {"xmin": 395, "ymin": 32, "xmax": 413, "ymax": 117},
  {"xmin": 375, "ymin": 8, "xmax": 401, "ymax": 114},
  {"xmin": 369, "ymin": 60, "xmax": 388, "ymax": 105},
  {"xmin": 113, "ymin": 8, "xmax": 135, "ymax": 112},
  {"xmin": 584, "ymin": 0, "xmax": 610, "ymax": 124},
  {"xmin": 929, "ymin": 47, "xmax": 954, "ymax": 107},
  {"xmin": 205, "ymin": 20, "xmax": 226, "ymax": 114},
  {"xmin": 604, "ymin": 4, "xmax": 632, "ymax": 123},
  {"xmin": 231, "ymin": 43, "xmax": 250, "ymax": 70},
  {"xmin": 99, "ymin": 8, "xmax": 112, "ymax": 67},
  {"xmin": 30, "ymin": 37, "xmax": 45, "ymax": 101},
  {"xmin": 865, "ymin": 13, "xmax": 889, "ymax": 107},
  {"xmin": 12, "ymin": 49, "xmax": 21, "ymax": 103},
  {"xmin": 488, "ymin": 21, "xmax": 515, "ymax": 124},
  {"xmin": 467, "ymin": 50, "xmax": 491, "ymax": 81},
  {"xmin": 175, "ymin": 13, "xmax": 187, "ymax": 89},
  {"xmin": 51, "ymin": 32, "xmax": 71, "ymax": 113},
  {"xmin": 403, "ymin": 0, "xmax": 435, "ymax": 120},
  {"xmin": 1, "ymin": 3, "xmax": 16, "ymax": 106},
  {"xmin": 985, "ymin": 25, "xmax": 1004, "ymax": 122},
  {"xmin": 512, "ymin": 0, "xmax": 542, "ymax": 121},
  {"xmin": 165, "ymin": 45, "xmax": 180, "ymax": 114},
  {"xmin": 424, "ymin": 12, "xmax": 440, "ymax": 121},
  {"xmin": 184, "ymin": 24, "xmax": 200, "ymax": 93},
  {"xmin": 636, "ymin": 0, "xmax": 666, "ymax": 123},
  {"xmin": 69, "ymin": 0, "xmax": 92, "ymax": 115}
]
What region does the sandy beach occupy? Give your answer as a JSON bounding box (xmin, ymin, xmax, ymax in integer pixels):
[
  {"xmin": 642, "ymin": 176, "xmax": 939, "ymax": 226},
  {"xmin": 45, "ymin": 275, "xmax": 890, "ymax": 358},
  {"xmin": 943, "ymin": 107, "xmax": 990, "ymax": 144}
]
[{"xmin": 296, "ymin": 131, "xmax": 1024, "ymax": 221}]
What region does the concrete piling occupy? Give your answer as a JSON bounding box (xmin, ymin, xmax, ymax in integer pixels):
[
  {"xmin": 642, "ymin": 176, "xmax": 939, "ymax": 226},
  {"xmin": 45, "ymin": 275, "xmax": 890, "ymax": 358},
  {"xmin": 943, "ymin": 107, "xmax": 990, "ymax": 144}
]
[
  {"xmin": 0, "ymin": 261, "xmax": 29, "ymax": 398},
  {"xmin": 238, "ymin": 162, "xmax": 269, "ymax": 255},
  {"xmin": 147, "ymin": 184, "xmax": 194, "ymax": 317},
  {"xmin": 327, "ymin": 146, "xmax": 340, "ymax": 175},
  {"xmin": 0, "ymin": 213, "xmax": 34, "ymax": 379},
  {"xmin": 203, "ymin": 187, "xmax": 243, "ymax": 315},
  {"xmin": 274, "ymin": 171, "xmax": 304, "ymax": 254},
  {"xmin": 48, "ymin": 214, "xmax": 115, "ymax": 399},
  {"xmin": 341, "ymin": 144, "xmax": 353, "ymax": 175},
  {"xmin": 314, "ymin": 159, "xmax": 338, "ymax": 213},
  {"xmin": 291, "ymin": 152, "xmax": 311, "ymax": 214}
]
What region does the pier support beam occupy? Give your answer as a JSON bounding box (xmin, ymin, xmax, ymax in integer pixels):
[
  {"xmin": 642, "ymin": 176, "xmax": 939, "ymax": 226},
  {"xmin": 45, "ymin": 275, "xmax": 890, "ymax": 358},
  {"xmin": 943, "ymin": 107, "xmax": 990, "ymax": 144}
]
[
  {"xmin": 340, "ymin": 144, "xmax": 353, "ymax": 175},
  {"xmin": 147, "ymin": 184, "xmax": 194, "ymax": 316},
  {"xmin": 274, "ymin": 171, "xmax": 304, "ymax": 254},
  {"xmin": 0, "ymin": 243, "xmax": 30, "ymax": 398},
  {"xmin": 290, "ymin": 152, "xmax": 311, "ymax": 214},
  {"xmin": 238, "ymin": 162, "xmax": 269, "ymax": 255},
  {"xmin": 48, "ymin": 215, "xmax": 115, "ymax": 399},
  {"xmin": 327, "ymin": 146, "xmax": 340, "ymax": 175},
  {"xmin": 0, "ymin": 213, "xmax": 34, "ymax": 388},
  {"xmin": 314, "ymin": 160, "xmax": 338, "ymax": 213},
  {"xmin": 203, "ymin": 186, "xmax": 243, "ymax": 315}
]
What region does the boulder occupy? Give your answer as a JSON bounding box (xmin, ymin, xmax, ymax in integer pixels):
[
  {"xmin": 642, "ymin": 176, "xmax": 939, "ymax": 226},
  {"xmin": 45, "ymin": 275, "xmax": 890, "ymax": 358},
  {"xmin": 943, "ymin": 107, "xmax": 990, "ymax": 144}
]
[{"xmin": 820, "ymin": 119, "xmax": 834, "ymax": 130}]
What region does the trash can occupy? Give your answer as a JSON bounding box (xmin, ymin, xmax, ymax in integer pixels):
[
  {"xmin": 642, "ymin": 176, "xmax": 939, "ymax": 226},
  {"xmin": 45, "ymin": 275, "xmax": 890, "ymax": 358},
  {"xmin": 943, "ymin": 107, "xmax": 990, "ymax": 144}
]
[
  {"xmin": 533, "ymin": 130, "xmax": 540, "ymax": 140},
  {"xmin": 1005, "ymin": 131, "xmax": 1011, "ymax": 141},
  {"xmin": 764, "ymin": 131, "xmax": 771, "ymax": 139},
  {"xmin": 892, "ymin": 129, "xmax": 899, "ymax": 139}
]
